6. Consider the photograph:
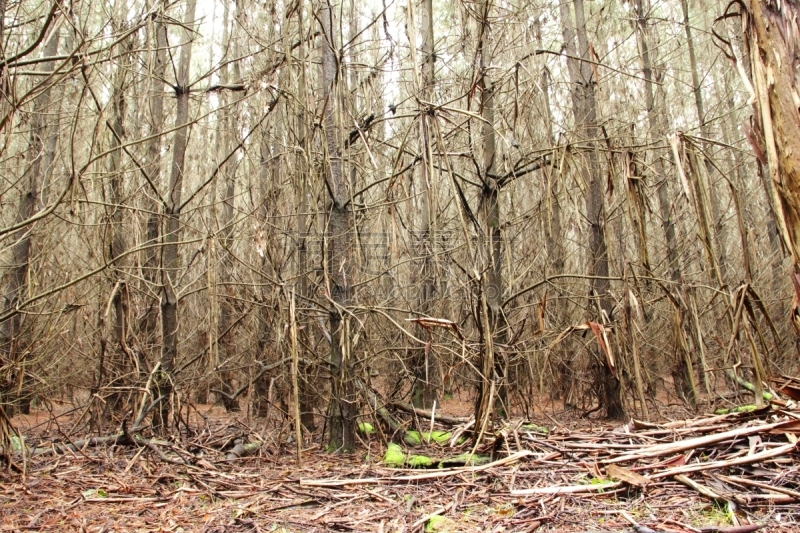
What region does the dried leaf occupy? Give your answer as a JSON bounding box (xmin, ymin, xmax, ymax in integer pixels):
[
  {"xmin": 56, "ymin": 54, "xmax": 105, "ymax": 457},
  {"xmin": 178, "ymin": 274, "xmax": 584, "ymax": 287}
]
[
  {"xmin": 669, "ymin": 133, "xmax": 692, "ymax": 199},
  {"xmin": 606, "ymin": 464, "xmax": 651, "ymax": 487},
  {"xmin": 587, "ymin": 321, "xmax": 615, "ymax": 375}
]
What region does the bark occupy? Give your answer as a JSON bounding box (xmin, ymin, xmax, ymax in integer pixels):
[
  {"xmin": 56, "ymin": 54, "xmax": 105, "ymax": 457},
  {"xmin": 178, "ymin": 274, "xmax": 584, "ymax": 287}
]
[
  {"xmin": 141, "ymin": 10, "xmax": 168, "ymax": 366},
  {"xmin": 741, "ymin": 0, "xmax": 800, "ymax": 336},
  {"xmin": 728, "ymin": 17, "xmax": 785, "ymax": 293},
  {"xmin": 320, "ymin": 0, "xmax": 356, "ymax": 453},
  {"xmin": 473, "ymin": 0, "xmax": 508, "ymax": 435},
  {"xmin": 155, "ymin": 0, "xmax": 198, "ymax": 433},
  {"xmin": 106, "ymin": 29, "xmax": 133, "ymax": 414},
  {"xmin": 635, "ymin": 0, "xmax": 680, "ymax": 282},
  {"xmin": 410, "ymin": 0, "xmax": 439, "ymax": 410},
  {"xmin": 681, "ymin": 0, "xmax": 729, "ymax": 283},
  {"xmin": 1, "ymin": 27, "xmax": 61, "ymax": 415},
  {"xmin": 561, "ymin": 0, "xmax": 623, "ymax": 419},
  {"xmin": 214, "ymin": 0, "xmax": 240, "ymax": 412}
]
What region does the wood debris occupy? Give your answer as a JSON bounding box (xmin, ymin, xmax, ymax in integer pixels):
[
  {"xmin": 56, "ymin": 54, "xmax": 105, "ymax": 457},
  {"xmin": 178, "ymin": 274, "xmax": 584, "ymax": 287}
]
[{"xmin": 0, "ymin": 406, "xmax": 798, "ymax": 532}]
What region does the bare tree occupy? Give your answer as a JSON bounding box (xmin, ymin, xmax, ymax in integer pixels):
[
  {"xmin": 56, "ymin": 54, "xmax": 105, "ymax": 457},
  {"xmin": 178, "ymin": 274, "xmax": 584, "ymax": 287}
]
[
  {"xmin": 319, "ymin": 0, "xmax": 356, "ymax": 452},
  {"xmin": 409, "ymin": 0, "xmax": 438, "ymax": 409},
  {"xmin": 155, "ymin": 0, "xmax": 198, "ymax": 432},
  {"xmin": 561, "ymin": 0, "xmax": 623, "ymax": 418},
  {"xmin": 1, "ymin": 25, "xmax": 61, "ymax": 414}
]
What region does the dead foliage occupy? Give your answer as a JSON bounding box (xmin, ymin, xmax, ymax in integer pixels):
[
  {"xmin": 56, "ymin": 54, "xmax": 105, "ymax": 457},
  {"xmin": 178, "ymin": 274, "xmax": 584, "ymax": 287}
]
[{"xmin": 1, "ymin": 402, "xmax": 799, "ymax": 532}]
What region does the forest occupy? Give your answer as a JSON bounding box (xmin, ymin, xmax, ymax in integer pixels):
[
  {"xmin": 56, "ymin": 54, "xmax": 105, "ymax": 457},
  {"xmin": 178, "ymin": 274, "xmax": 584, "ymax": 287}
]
[{"xmin": 2, "ymin": 0, "xmax": 800, "ymax": 531}]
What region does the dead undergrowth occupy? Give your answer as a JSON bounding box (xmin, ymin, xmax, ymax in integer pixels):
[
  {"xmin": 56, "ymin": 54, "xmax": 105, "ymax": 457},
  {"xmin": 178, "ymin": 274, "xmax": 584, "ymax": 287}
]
[{"xmin": 1, "ymin": 395, "xmax": 799, "ymax": 533}]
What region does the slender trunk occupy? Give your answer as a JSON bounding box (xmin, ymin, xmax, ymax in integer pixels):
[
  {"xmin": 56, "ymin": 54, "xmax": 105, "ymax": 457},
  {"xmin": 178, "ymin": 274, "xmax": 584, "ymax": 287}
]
[
  {"xmin": 320, "ymin": 0, "xmax": 356, "ymax": 453},
  {"xmin": 562, "ymin": 0, "xmax": 622, "ymax": 418},
  {"xmin": 214, "ymin": 0, "xmax": 240, "ymax": 412},
  {"xmin": 410, "ymin": 0, "xmax": 438, "ymax": 409},
  {"xmin": 142, "ymin": 10, "xmax": 168, "ymax": 369},
  {"xmin": 1, "ymin": 27, "xmax": 61, "ymax": 414},
  {"xmin": 538, "ymin": 60, "xmax": 563, "ymax": 275},
  {"xmin": 155, "ymin": 0, "xmax": 198, "ymax": 433},
  {"xmin": 253, "ymin": 123, "xmax": 274, "ymax": 417},
  {"xmin": 473, "ymin": 0, "xmax": 507, "ymax": 433},
  {"xmin": 106, "ymin": 30, "xmax": 132, "ymax": 413},
  {"xmin": 294, "ymin": 0, "xmax": 316, "ymax": 432},
  {"xmin": 681, "ymin": 0, "xmax": 729, "ymax": 283},
  {"xmin": 636, "ymin": 0, "xmax": 701, "ymax": 401}
]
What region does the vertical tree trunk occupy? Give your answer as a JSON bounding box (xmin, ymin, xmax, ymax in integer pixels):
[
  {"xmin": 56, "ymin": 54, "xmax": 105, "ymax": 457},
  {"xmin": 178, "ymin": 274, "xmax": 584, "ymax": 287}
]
[
  {"xmin": 562, "ymin": 0, "xmax": 623, "ymax": 418},
  {"xmin": 106, "ymin": 28, "xmax": 132, "ymax": 413},
  {"xmin": 536, "ymin": 30, "xmax": 563, "ymax": 276},
  {"xmin": 741, "ymin": 1, "xmax": 800, "ymax": 337},
  {"xmin": 141, "ymin": 9, "xmax": 168, "ymax": 371},
  {"xmin": 473, "ymin": 0, "xmax": 507, "ymax": 433},
  {"xmin": 1, "ymin": 27, "xmax": 61, "ymax": 414},
  {"xmin": 155, "ymin": 0, "xmax": 198, "ymax": 433},
  {"xmin": 681, "ymin": 0, "xmax": 729, "ymax": 283},
  {"xmin": 635, "ymin": 0, "xmax": 678, "ymax": 281},
  {"xmin": 635, "ymin": 0, "xmax": 703, "ymax": 401},
  {"xmin": 410, "ymin": 0, "xmax": 439, "ymax": 409},
  {"xmin": 213, "ymin": 0, "xmax": 241, "ymax": 412},
  {"xmin": 294, "ymin": 0, "xmax": 316, "ymax": 433},
  {"xmin": 320, "ymin": 0, "xmax": 356, "ymax": 452}
]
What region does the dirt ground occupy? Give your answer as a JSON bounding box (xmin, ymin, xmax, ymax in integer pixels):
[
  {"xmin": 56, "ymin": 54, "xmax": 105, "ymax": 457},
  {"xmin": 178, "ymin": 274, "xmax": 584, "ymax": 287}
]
[{"xmin": 1, "ymin": 395, "xmax": 798, "ymax": 533}]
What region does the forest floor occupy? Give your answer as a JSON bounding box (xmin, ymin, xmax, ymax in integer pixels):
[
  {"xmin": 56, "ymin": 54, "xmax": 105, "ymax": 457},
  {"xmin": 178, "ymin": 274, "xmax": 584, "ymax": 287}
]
[{"xmin": 1, "ymin": 392, "xmax": 799, "ymax": 533}]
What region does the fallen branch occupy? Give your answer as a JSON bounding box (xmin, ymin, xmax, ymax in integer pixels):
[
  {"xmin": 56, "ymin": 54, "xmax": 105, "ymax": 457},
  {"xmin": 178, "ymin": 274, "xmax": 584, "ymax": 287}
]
[
  {"xmin": 510, "ymin": 481, "xmax": 623, "ymax": 496},
  {"xmin": 698, "ymin": 526, "xmax": 765, "ymax": 533},
  {"xmin": 604, "ymin": 419, "xmax": 799, "ymax": 463},
  {"xmin": 650, "ymin": 442, "xmax": 797, "ymax": 479},
  {"xmin": 300, "ymin": 450, "xmax": 532, "ymax": 487},
  {"xmin": 716, "ymin": 473, "xmax": 800, "ymax": 500},
  {"xmin": 674, "ymin": 474, "xmax": 726, "ymax": 502},
  {"xmin": 389, "ymin": 401, "xmax": 468, "ymax": 426},
  {"xmin": 224, "ymin": 440, "xmax": 262, "ymax": 460}
]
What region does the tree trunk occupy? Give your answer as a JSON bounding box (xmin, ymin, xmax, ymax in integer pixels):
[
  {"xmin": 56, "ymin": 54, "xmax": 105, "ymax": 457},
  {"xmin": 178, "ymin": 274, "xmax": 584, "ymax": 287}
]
[
  {"xmin": 538, "ymin": 60, "xmax": 563, "ymax": 275},
  {"xmin": 320, "ymin": 0, "xmax": 356, "ymax": 453},
  {"xmin": 681, "ymin": 0, "xmax": 729, "ymax": 283},
  {"xmin": 410, "ymin": 0, "xmax": 439, "ymax": 410},
  {"xmin": 562, "ymin": 0, "xmax": 623, "ymax": 419},
  {"xmin": 741, "ymin": 0, "xmax": 800, "ymax": 337},
  {"xmin": 473, "ymin": 0, "xmax": 508, "ymax": 436},
  {"xmin": 155, "ymin": 0, "xmax": 198, "ymax": 433},
  {"xmin": 213, "ymin": 0, "xmax": 240, "ymax": 412},
  {"xmin": 141, "ymin": 10, "xmax": 168, "ymax": 373},
  {"xmin": 1, "ymin": 27, "xmax": 61, "ymax": 415},
  {"xmin": 106, "ymin": 28, "xmax": 132, "ymax": 414},
  {"xmin": 635, "ymin": 0, "xmax": 679, "ymax": 282}
]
